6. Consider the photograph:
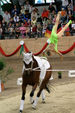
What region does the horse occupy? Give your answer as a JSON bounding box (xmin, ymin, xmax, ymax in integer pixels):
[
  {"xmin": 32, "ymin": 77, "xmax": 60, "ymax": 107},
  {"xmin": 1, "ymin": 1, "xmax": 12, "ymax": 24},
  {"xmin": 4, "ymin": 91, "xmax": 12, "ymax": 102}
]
[{"xmin": 19, "ymin": 52, "xmax": 52, "ymax": 113}]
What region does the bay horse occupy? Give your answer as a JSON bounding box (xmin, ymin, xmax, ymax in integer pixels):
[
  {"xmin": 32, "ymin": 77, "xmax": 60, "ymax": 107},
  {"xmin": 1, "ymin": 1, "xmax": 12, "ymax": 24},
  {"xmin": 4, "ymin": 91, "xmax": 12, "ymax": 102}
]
[{"xmin": 19, "ymin": 52, "xmax": 52, "ymax": 113}]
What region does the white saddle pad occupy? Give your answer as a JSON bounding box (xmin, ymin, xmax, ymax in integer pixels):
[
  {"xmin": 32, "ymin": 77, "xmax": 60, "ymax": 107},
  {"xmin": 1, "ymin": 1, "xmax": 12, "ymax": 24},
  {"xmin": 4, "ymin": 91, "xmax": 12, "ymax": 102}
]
[{"xmin": 34, "ymin": 56, "xmax": 50, "ymax": 79}]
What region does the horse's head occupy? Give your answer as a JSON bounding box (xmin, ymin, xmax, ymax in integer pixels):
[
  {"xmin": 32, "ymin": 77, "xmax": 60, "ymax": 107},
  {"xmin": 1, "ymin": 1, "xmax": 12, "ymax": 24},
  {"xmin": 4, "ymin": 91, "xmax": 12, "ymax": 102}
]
[{"xmin": 22, "ymin": 52, "xmax": 33, "ymax": 71}]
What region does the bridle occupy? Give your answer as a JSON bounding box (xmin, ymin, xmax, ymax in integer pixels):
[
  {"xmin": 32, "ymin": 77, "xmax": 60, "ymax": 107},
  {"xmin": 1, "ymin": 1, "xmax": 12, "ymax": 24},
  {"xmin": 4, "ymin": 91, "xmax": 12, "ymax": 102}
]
[{"xmin": 24, "ymin": 57, "xmax": 40, "ymax": 71}]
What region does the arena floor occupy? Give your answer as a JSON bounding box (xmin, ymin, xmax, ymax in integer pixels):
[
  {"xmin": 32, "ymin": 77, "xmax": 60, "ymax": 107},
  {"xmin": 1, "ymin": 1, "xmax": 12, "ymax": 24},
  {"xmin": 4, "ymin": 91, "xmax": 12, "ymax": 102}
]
[{"xmin": 0, "ymin": 56, "xmax": 75, "ymax": 113}]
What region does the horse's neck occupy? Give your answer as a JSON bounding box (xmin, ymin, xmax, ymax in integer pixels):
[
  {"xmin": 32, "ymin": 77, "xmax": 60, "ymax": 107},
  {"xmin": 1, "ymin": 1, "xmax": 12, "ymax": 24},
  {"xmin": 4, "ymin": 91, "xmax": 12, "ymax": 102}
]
[{"xmin": 33, "ymin": 56, "xmax": 38, "ymax": 68}]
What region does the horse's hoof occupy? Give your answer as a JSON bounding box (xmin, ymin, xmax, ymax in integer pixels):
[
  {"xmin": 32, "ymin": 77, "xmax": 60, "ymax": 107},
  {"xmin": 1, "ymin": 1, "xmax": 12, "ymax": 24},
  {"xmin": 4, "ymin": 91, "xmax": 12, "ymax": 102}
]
[
  {"xmin": 32, "ymin": 106, "xmax": 36, "ymax": 110},
  {"xmin": 19, "ymin": 110, "xmax": 22, "ymax": 113},
  {"xmin": 42, "ymin": 99, "xmax": 45, "ymax": 103},
  {"xmin": 32, "ymin": 104, "xmax": 36, "ymax": 110}
]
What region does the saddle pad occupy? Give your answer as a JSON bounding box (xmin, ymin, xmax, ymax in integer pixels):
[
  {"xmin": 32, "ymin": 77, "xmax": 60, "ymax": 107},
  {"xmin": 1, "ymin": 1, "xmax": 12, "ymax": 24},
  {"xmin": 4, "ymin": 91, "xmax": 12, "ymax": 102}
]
[
  {"xmin": 34, "ymin": 56, "xmax": 50, "ymax": 79},
  {"xmin": 34, "ymin": 56, "xmax": 50, "ymax": 69}
]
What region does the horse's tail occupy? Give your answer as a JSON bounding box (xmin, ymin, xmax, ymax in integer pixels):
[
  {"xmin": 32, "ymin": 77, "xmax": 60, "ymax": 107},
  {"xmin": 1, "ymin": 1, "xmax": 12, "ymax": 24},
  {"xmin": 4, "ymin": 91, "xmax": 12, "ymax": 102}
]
[{"xmin": 45, "ymin": 85, "xmax": 50, "ymax": 93}]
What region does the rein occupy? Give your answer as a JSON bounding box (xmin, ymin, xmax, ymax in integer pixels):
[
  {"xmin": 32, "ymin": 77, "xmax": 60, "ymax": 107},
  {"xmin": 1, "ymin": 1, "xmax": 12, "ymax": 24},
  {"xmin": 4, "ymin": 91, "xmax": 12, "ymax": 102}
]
[
  {"xmin": 24, "ymin": 58, "xmax": 40, "ymax": 71},
  {"xmin": 24, "ymin": 67, "xmax": 40, "ymax": 71}
]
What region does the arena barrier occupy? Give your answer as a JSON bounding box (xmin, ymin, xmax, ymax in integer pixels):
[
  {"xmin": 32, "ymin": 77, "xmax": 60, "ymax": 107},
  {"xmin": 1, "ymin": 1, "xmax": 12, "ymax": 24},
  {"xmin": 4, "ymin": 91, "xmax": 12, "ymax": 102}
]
[
  {"xmin": 17, "ymin": 78, "xmax": 22, "ymax": 86},
  {"xmin": 17, "ymin": 76, "xmax": 54, "ymax": 86},
  {"xmin": 68, "ymin": 70, "xmax": 75, "ymax": 77},
  {"xmin": 17, "ymin": 69, "xmax": 75, "ymax": 85}
]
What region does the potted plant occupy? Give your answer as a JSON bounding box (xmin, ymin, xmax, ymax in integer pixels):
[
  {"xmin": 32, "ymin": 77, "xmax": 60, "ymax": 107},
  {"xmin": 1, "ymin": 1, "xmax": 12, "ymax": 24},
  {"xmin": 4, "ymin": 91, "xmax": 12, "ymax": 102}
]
[
  {"xmin": 0, "ymin": 58, "xmax": 14, "ymax": 92},
  {"xmin": 58, "ymin": 71, "xmax": 62, "ymax": 79}
]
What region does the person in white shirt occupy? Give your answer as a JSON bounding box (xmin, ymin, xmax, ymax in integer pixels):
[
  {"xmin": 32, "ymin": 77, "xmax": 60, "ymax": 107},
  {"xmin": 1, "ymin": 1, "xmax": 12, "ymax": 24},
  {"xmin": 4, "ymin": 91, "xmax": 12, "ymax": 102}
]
[
  {"xmin": 71, "ymin": 20, "xmax": 75, "ymax": 35},
  {"xmin": 31, "ymin": 9, "xmax": 38, "ymax": 21},
  {"xmin": 24, "ymin": 1, "xmax": 31, "ymax": 13},
  {"xmin": 3, "ymin": 11, "xmax": 10, "ymax": 23},
  {"xmin": 13, "ymin": 14, "xmax": 19, "ymax": 23},
  {"xmin": 62, "ymin": 0, "xmax": 68, "ymax": 9}
]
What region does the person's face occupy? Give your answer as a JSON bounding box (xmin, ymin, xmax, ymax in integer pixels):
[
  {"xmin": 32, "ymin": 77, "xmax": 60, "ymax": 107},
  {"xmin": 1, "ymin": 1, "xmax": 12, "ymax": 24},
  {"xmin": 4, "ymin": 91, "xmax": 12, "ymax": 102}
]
[
  {"xmin": 9, "ymin": 23, "xmax": 12, "ymax": 27},
  {"xmin": 15, "ymin": 14, "xmax": 17, "ymax": 17},
  {"xmin": 43, "ymin": 8, "xmax": 46, "ymax": 11},
  {"xmin": 26, "ymin": 1, "xmax": 29, "ymax": 5},
  {"xmin": 14, "ymin": 5, "xmax": 16, "ymax": 9},
  {"xmin": 16, "ymin": 23, "xmax": 18, "ymax": 26},
  {"xmin": 5, "ymin": 11, "xmax": 8, "ymax": 14},
  {"xmin": 21, "ymin": 6, "xmax": 24, "ymax": 9}
]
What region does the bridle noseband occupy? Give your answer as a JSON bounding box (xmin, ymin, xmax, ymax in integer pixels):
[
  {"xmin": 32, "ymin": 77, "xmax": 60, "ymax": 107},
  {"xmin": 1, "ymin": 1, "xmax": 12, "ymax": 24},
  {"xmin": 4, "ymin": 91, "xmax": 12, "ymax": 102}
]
[{"xmin": 24, "ymin": 58, "xmax": 34, "ymax": 71}]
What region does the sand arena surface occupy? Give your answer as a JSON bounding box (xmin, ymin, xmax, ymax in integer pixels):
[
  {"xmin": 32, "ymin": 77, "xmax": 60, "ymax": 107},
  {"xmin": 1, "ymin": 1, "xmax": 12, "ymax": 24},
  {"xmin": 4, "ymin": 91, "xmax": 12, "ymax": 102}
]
[{"xmin": 0, "ymin": 57, "xmax": 75, "ymax": 113}]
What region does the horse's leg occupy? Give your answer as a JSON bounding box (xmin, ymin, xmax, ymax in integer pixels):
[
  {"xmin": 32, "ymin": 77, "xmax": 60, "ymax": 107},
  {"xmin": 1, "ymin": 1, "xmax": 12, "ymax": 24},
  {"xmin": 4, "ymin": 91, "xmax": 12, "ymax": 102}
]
[
  {"xmin": 30, "ymin": 84, "xmax": 37, "ymax": 104},
  {"xmin": 40, "ymin": 79, "xmax": 45, "ymax": 103},
  {"xmin": 19, "ymin": 84, "xmax": 27, "ymax": 113},
  {"xmin": 41, "ymin": 90, "xmax": 45, "ymax": 103},
  {"xmin": 32, "ymin": 73, "xmax": 51, "ymax": 109},
  {"xmin": 32, "ymin": 79, "xmax": 46, "ymax": 109},
  {"xmin": 32, "ymin": 87, "xmax": 43, "ymax": 109}
]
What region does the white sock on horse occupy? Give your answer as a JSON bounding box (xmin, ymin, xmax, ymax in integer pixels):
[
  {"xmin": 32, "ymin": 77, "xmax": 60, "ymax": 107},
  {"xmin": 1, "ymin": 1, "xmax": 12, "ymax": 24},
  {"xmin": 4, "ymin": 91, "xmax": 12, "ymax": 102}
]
[
  {"xmin": 41, "ymin": 90, "xmax": 45, "ymax": 101},
  {"xmin": 30, "ymin": 97, "xmax": 34, "ymax": 104},
  {"xmin": 32, "ymin": 97, "xmax": 39, "ymax": 108},
  {"xmin": 20, "ymin": 100, "xmax": 24, "ymax": 111}
]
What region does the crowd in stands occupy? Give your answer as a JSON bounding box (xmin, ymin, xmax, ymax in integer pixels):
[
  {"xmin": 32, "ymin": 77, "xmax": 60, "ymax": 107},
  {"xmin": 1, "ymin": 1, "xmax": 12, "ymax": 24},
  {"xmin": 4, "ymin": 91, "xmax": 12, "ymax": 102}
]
[{"xmin": 0, "ymin": 1, "xmax": 75, "ymax": 40}]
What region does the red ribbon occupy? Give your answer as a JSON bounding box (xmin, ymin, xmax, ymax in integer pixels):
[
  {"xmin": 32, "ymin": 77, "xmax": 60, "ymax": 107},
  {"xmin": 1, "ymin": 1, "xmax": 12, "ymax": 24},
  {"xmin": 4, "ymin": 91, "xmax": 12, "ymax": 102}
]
[
  {"xmin": 0, "ymin": 45, "xmax": 21, "ymax": 57},
  {"xmin": 0, "ymin": 42, "xmax": 75, "ymax": 57}
]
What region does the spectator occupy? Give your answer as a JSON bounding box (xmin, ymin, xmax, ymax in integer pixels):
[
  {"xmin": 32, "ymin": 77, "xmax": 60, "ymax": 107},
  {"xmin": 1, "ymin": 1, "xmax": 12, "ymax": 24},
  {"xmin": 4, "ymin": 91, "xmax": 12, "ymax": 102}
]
[
  {"xmin": 68, "ymin": 2, "xmax": 73, "ymax": 11},
  {"xmin": 37, "ymin": 22, "xmax": 42, "ymax": 37},
  {"xmin": 3, "ymin": 11, "xmax": 11, "ymax": 23},
  {"xmin": 0, "ymin": 15, "xmax": 3, "ymax": 24},
  {"xmin": 67, "ymin": 6, "xmax": 73, "ymax": 20},
  {"xmin": 47, "ymin": 15, "xmax": 52, "ymax": 24},
  {"xmin": 31, "ymin": 25, "xmax": 37, "ymax": 38},
  {"xmin": 13, "ymin": 14, "xmax": 19, "ymax": 23},
  {"xmin": 61, "ymin": 8, "xmax": 67, "ymax": 23},
  {"xmin": 50, "ymin": 10, "xmax": 56, "ymax": 20},
  {"xmin": 8, "ymin": 23, "xmax": 14, "ymax": 38},
  {"xmin": 41, "ymin": 8, "xmax": 49, "ymax": 20},
  {"xmin": 18, "ymin": 0, "xmax": 26, "ymax": 6},
  {"xmin": 62, "ymin": 0, "xmax": 68, "ymax": 10},
  {"xmin": 24, "ymin": 1, "xmax": 31, "ymax": 13},
  {"xmin": 31, "ymin": 16, "xmax": 37, "ymax": 38},
  {"xmin": 24, "ymin": 19, "xmax": 30, "ymax": 27},
  {"xmin": 31, "ymin": 9, "xmax": 38, "ymax": 21},
  {"xmin": 52, "ymin": 14, "xmax": 57, "ymax": 24},
  {"xmin": 48, "ymin": 3, "xmax": 55, "ymax": 13},
  {"xmin": 73, "ymin": 5, "xmax": 75, "ymax": 20},
  {"xmin": 71, "ymin": 20, "xmax": 75, "ymax": 36},
  {"xmin": 25, "ymin": 9, "xmax": 31, "ymax": 19},
  {"xmin": 31, "ymin": 16, "xmax": 37, "ymax": 26},
  {"xmin": 11, "ymin": 5, "xmax": 19, "ymax": 17},
  {"xmin": 15, "ymin": 22, "xmax": 20, "ymax": 39},
  {"xmin": 2, "ymin": 19, "xmax": 7, "ymax": 39},
  {"xmin": 0, "ymin": 24, "xmax": 3, "ymax": 39},
  {"xmin": 20, "ymin": 5, "xmax": 25, "ymax": 15},
  {"xmin": 42, "ymin": 18, "xmax": 48, "ymax": 36},
  {"xmin": 9, "ymin": 17, "xmax": 14, "ymax": 24}
]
